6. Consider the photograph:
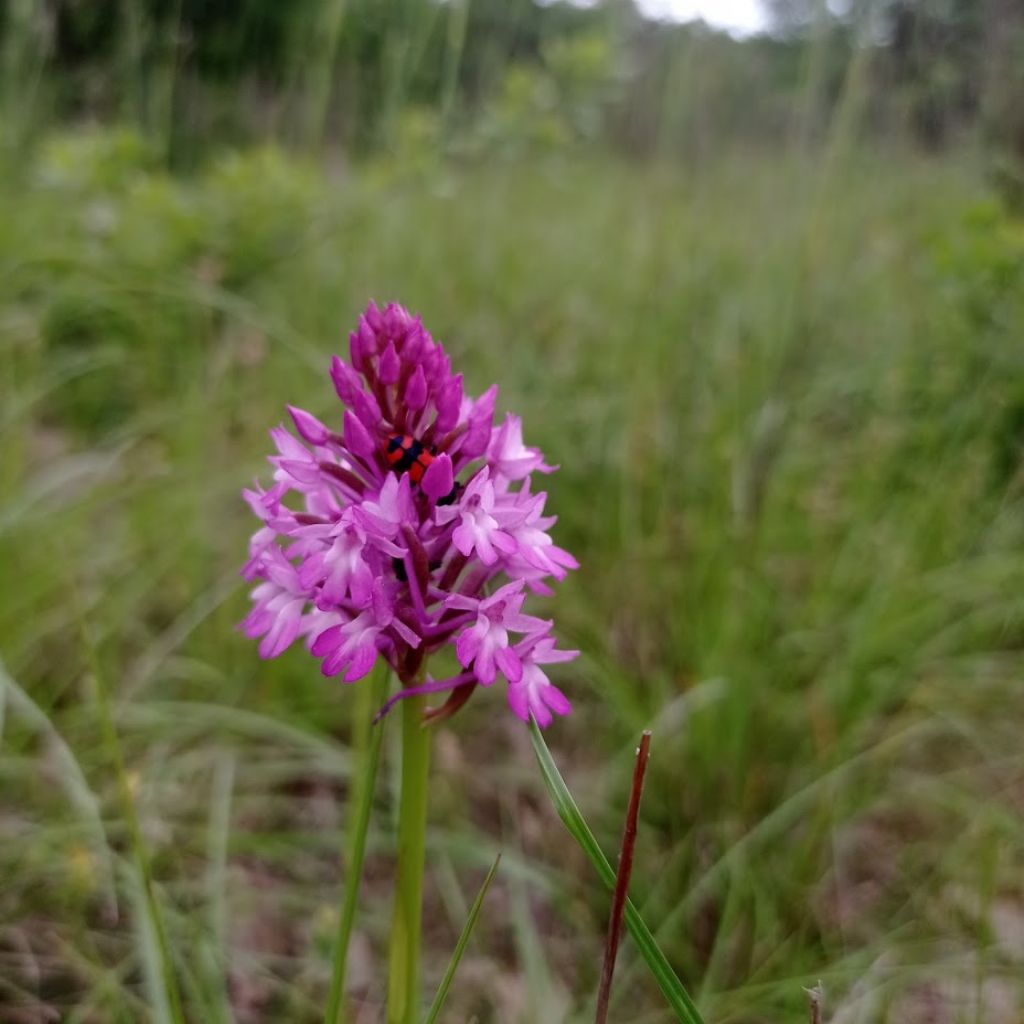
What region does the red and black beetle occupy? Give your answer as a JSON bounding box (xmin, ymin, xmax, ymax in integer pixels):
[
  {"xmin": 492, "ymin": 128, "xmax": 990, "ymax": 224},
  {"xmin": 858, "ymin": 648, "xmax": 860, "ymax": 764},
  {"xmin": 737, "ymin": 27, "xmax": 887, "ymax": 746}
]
[
  {"xmin": 385, "ymin": 434, "xmax": 434, "ymax": 484},
  {"xmin": 385, "ymin": 434, "xmax": 460, "ymax": 504}
]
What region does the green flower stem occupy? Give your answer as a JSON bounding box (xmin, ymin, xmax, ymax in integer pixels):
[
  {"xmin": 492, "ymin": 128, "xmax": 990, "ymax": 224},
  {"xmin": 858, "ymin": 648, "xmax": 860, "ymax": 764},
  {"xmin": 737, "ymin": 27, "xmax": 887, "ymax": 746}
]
[
  {"xmin": 386, "ymin": 694, "xmax": 432, "ymax": 1024},
  {"xmin": 324, "ymin": 664, "xmax": 387, "ymax": 1024}
]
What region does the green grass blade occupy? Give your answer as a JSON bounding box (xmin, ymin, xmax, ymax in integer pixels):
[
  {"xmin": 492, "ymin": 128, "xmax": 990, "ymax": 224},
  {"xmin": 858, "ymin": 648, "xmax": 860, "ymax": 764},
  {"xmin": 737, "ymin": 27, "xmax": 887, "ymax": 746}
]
[
  {"xmin": 0, "ymin": 656, "xmax": 118, "ymax": 917},
  {"xmin": 85, "ymin": 643, "xmax": 187, "ymax": 1024},
  {"xmin": 528, "ymin": 720, "xmax": 705, "ymax": 1024},
  {"xmin": 325, "ymin": 665, "xmax": 388, "ymax": 1024},
  {"xmin": 423, "ymin": 852, "xmax": 501, "ymax": 1024},
  {"xmin": 387, "ymin": 693, "xmax": 433, "ymax": 1024}
]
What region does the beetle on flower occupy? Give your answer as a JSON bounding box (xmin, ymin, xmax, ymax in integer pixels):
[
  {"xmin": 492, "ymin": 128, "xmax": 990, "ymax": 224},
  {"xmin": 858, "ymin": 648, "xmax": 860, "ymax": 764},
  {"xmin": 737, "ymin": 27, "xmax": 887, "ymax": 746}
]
[{"xmin": 241, "ymin": 302, "xmax": 578, "ymax": 726}]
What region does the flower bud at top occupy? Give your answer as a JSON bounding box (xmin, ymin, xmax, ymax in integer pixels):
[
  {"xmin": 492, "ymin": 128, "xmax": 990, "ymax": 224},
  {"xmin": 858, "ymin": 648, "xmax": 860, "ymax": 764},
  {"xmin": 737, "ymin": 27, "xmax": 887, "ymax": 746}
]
[
  {"xmin": 365, "ymin": 300, "xmax": 384, "ymax": 332},
  {"xmin": 435, "ymin": 374, "xmax": 464, "ymax": 433},
  {"xmin": 343, "ymin": 409, "xmax": 376, "ymax": 460},
  {"xmin": 404, "ymin": 365, "xmax": 428, "ymax": 411},
  {"xmin": 350, "ymin": 316, "xmax": 376, "ymax": 369},
  {"xmin": 330, "ymin": 356, "xmax": 359, "ymax": 404},
  {"xmin": 351, "ymin": 389, "xmax": 382, "ymax": 430},
  {"xmin": 379, "ymin": 341, "xmax": 401, "ymax": 385},
  {"xmin": 288, "ymin": 405, "xmax": 331, "ymax": 446}
]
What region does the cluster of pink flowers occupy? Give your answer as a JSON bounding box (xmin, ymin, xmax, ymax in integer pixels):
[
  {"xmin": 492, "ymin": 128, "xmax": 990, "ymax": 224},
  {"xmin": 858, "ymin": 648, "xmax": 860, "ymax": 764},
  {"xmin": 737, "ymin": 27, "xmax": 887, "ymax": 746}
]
[{"xmin": 241, "ymin": 302, "xmax": 578, "ymax": 727}]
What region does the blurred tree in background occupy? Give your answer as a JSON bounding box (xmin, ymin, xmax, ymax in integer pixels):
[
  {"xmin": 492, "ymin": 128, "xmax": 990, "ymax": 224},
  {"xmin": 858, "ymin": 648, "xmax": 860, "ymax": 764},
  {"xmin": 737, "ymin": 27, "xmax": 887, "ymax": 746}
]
[{"xmin": 1, "ymin": 0, "xmax": 1020, "ymax": 181}]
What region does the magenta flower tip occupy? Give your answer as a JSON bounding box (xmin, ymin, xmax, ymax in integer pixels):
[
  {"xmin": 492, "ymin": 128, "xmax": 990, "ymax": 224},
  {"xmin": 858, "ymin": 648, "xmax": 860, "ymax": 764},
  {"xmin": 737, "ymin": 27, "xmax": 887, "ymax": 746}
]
[
  {"xmin": 287, "ymin": 405, "xmax": 330, "ymax": 446},
  {"xmin": 343, "ymin": 409, "xmax": 375, "ymax": 460},
  {"xmin": 404, "ymin": 365, "xmax": 428, "ymax": 411},
  {"xmin": 241, "ymin": 302, "xmax": 579, "ymax": 725},
  {"xmin": 421, "ymin": 453, "xmax": 454, "ymax": 502}
]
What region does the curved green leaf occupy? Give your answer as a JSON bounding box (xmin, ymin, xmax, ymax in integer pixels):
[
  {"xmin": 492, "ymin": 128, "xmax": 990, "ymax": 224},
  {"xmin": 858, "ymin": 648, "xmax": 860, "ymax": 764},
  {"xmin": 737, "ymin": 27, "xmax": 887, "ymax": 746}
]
[{"xmin": 528, "ymin": 720, "xmax": 705, "ymax": 1024}]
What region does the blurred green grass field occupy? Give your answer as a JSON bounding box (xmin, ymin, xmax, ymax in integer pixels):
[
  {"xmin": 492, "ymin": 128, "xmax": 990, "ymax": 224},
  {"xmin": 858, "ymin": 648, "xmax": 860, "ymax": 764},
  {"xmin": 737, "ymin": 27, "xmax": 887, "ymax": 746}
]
[{"xmin": 2, "ymin": 128, "xmax": 1024, "ymax": 1022}]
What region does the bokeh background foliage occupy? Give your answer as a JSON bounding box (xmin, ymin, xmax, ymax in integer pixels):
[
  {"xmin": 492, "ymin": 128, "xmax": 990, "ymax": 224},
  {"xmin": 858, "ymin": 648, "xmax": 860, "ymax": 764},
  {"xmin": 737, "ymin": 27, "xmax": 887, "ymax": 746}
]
[{"xmin": 1, "ymin": 1, "xmax": 1024, "ymax": 1021}]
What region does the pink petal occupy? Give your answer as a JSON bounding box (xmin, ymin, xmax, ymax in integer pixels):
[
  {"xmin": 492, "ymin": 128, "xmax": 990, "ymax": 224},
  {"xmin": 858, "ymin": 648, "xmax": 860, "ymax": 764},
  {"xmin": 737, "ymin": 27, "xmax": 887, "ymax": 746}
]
[
  {"xmin": 353, "ymin": 564, "xmax": 375, "ymax": 607},
  {"xmin": 535, "ymin": 645, "xmax": 580, "ymax": 665},
  {"xmin": 495, "ymin": 646, "xmax": 522, "ymax": 683},
  {"xmin": 494, "ymin": 531, "xmax": 518, "ymax": 555},
  {"xmin": 345, "ymin": 642, "xmax": 378, "ymax": 682},
  {"xmin": 474, "ymin": 529, "xmax": 497, "ymax": 566},
  {"xmin": 259, "ymin": 598, "xmax": 304, "ymax": 658},
  {"xmin": 452, "ymin": 522, "xmax": 475, "ymax": 558},
  {"xmin": 475, "ymin": 640, "xmax": 497, "ymax": 684},
  {"xmin": 506, "ymin": 613, "xmax": 551, "ymax": 634},
  {"xmin": 532, "ymin": 703, "xmax": 554, "ymax": 728},
  {"xmin": 279, "ymin": 459, "xmax": 322, "ymax": 486},
  {"xmin": 541, "ymin": 684, "xmax": 572, "ymax": 716},
  {"xmin": 507, "ymin": 683, "xmax": 530, "ymax": 722},
  {"xmin": 456, "ymin": 623, "xmax": 483, "ymax": 667},
  {"xmin": 311, "ymin": 624, "xmax": 344, "ymax": 657},
  {"xmin": 422, "ymin": 454, "xmax": 454, "ymax": 502}
]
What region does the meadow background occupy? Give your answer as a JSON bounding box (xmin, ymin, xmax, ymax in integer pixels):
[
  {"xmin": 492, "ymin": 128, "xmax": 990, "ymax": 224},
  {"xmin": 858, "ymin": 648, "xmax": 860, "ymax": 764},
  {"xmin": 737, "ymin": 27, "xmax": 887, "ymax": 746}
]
[{"xmin": 2, "ymin": 1, "xmax": 1024, "ymax": 1021}]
